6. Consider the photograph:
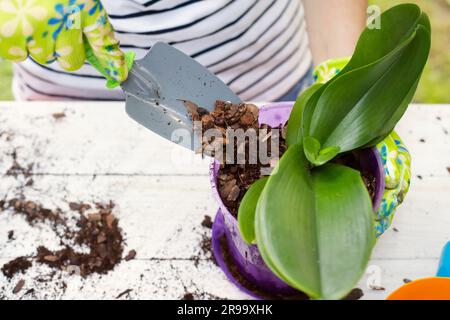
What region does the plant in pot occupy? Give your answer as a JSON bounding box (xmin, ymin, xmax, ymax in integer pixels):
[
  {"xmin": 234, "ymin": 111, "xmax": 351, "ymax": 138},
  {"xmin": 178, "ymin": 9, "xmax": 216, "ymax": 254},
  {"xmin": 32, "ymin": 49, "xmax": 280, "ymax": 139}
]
[{"xmin": 207, "ymin": 4, "xmax": 431, "ymax": 300}]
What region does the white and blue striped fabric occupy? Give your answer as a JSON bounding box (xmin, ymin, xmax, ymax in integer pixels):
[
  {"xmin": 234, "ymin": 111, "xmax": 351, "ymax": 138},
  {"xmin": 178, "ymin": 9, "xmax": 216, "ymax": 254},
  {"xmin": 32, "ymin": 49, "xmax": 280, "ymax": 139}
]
[{"xmin": 13, "ymin": 0, "xmax": 312, "ymax": 102}]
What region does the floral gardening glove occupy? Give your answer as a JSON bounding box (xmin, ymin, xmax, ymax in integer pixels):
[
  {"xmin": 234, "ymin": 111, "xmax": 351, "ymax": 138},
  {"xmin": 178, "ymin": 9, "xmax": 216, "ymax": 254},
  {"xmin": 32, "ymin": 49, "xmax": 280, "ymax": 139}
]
[
  {"xmin": 375, "ymin": 131, "xmax": 411, "ymax": 237},
  {"xmin": 0, "ymin": 0, "xmax": 134, "ymax": 88},
  {"xmin": 314, "ymin": 58, "xmax": 412, "ymax": 237}
]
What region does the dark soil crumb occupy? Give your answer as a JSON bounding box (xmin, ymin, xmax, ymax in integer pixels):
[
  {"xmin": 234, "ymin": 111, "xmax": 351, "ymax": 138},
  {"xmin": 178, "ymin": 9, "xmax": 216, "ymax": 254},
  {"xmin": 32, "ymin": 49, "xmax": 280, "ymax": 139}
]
[
  {"xmin": 52, "ymin": 112, "xmax": 66, "ymax": 120},
  {"xmin": 35, "ymin": 201, "xmax": 123, "ymax": 277},
  {"xmin": 7, "ymin": 230, "xmax": 14, "ymax": 240},
  {"xmin": 361, "ymin": 171, "xmax": 376, "ymax": 200},
  {"xmin": 13, "ymin": 279, "xmax": 25, "ymax": 294},
  {"xmin": 343, "ymin": 288, "xmax": 364, "ymax": 300},
  {"xmin": 25, "ymin": 178, "xmax": 34, "ymax": 187},
  {"xmin": 116, "ymin": 289, "xmax": 133, "ymax": 299},
  {"xmin": 403, "ymin": 278, "xmax": 412, "ymax": 284},
  {"xmin": 7, "ymin": 198, "xmax": 64, "ymax": 225},
  {"xmin": 447, "ymin": 167, "xmax": 450, "ymax": 174},
  {"xmin": 1, "ymin": 199, "xmax": 130, "ymax": 279},
  {"xmin": 191, "ymin": 217, "xmax": 217, "ymax": 268},
  {"xmin": 124, "ymin": 250, "xmax": 137, "ymax": 261},
  {"xmin": 186, "ymin": 100, "xmax": 263, "ymax": 160},
  {"xmin": 218, "ymin": 165, "xmax": 267, "ymax": 216},
  {"xmin": 23, "ymin": 288, "xmax": 35, "ymax": 296},
  {"xmin": 1, "ymin": 257, "xmax": 32, "ymax": 278},
  {"xmin": 182, "ymin": 293, "xmax": 195, "ymax": 300},
  {"xmin": 420, "ymin": 138, "xmax": 426, "ymax": 143},
  {"xmin": 6, "ymin": 150, "xmax": 33, "ymax": 178},
  {"xmin": 369, "ymin": 285, "xmax": 386, "ymax": 291},
  {"xmin": 201, "ymin": 215, "xmax": 213, "ymax": 229},
  {"xmin": 69, "ymin": 202, "xmax": 91, "ymax": 213},
  {"xmin": 192, "ymin": 233, "xmax": 217, "ymax": 268},
  {"xmin": 393, "ymin": 227, "xmax": 399, "ymax": 232},
  {"xmin": 417, "ymin": 175, "xmax": 423, "ymax": 180},
  {"xmin": 200, "ymin": 235, "xmax": 212, "ymax": 258}
]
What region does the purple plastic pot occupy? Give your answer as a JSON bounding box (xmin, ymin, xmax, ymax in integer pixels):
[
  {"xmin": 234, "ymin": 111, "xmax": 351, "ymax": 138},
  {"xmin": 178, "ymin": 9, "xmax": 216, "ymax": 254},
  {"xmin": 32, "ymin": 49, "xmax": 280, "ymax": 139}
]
[{"xmin": 210, "ymin": 102, "xmax": 385, "ymax": 299}]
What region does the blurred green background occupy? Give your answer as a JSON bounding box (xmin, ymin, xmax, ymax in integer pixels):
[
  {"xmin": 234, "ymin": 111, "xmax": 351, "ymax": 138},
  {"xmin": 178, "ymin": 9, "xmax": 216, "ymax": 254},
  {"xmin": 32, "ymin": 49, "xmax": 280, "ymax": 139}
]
[
  {"xmin": 0, "ymin": 0, "xmax": 448, "ymax": 102},
  {"xmin": 368, "ymin": 0, "xmax": 450, "ymax": 103}
]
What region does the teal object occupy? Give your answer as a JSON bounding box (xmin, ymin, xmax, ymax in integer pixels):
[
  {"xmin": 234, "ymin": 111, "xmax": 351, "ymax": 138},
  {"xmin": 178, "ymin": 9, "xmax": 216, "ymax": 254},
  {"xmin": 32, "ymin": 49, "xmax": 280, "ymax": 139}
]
[{"xmin": 437, "ymin": 242, "xmax": 450, "ymax": 277}]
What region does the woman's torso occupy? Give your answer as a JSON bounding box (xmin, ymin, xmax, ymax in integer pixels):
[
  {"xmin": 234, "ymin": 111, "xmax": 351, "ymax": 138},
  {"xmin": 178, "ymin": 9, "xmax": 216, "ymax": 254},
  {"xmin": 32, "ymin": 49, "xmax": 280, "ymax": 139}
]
[{"xmin": 14, "ymin": 0, "xmax": 312, "ymax": 102}]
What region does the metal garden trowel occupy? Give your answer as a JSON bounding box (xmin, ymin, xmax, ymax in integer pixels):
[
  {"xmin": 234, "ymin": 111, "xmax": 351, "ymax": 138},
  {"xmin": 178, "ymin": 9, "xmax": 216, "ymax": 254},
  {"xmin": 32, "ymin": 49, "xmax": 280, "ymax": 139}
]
[{"xmin": 121, "ymin": 41, "xmax": 242, "ymax": 150}]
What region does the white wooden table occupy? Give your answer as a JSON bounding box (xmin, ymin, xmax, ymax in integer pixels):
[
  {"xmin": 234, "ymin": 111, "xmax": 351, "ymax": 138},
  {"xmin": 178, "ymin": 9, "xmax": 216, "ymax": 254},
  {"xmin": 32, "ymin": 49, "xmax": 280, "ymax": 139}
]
[{"xmin": 0, "ymin": 102, "xmax": 449, "ymax": 300}]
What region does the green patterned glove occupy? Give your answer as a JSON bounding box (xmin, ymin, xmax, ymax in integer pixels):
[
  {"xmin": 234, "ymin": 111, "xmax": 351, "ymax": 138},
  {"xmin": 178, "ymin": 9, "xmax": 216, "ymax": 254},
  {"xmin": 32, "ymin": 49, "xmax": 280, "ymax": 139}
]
[
  {"xmin": 0, "ymin": 0, "xmax": 133, "ymax": 88},
  {"xmin": 313, "ymin": 57, "xmax": 412, "ymax": 237},
  {"xmin": 313, "ymin": 57, "xmax": 350, "ymax": 84}
]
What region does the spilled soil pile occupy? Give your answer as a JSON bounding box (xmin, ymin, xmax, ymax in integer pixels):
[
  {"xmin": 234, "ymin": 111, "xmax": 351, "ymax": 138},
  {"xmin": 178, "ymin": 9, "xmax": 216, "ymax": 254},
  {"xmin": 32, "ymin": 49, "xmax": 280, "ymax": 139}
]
[{"xmin": 1, "ymin": 199, "xmax": 132, "ymax": 279}]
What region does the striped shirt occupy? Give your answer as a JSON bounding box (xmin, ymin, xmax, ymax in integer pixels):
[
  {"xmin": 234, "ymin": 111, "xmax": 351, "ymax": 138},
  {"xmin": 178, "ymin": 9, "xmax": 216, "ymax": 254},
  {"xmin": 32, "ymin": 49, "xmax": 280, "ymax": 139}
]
[{"xmin": 13, "ymin": 0, "xmax": 312, "ymax": 102}]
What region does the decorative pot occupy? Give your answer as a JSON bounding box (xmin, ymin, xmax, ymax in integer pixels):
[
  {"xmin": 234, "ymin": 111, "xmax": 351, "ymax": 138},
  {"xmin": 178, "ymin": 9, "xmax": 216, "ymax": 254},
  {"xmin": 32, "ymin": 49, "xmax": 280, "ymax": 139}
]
[{"xmin": 210, "ymin": 102, "xmax": 385, "ymax": 299}]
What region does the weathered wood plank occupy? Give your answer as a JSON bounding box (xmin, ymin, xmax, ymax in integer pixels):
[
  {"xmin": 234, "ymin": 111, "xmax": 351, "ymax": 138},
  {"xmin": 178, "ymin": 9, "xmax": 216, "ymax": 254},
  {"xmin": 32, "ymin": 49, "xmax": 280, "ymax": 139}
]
[
  {"xmin": 0, "ymin": 102, "xmax": 449, "ymax": 300},
  {"xmin": 0, "ymin": 258, "xmax": 438, "ymax": 300},
  {"xmin": 0, "ymin": 101, "xmax": 210, "ymax": 176},
  {"xmin": 0, "ymin": 175, "xmax": 216, "ymax": 260},
  {"xmin": 0, "ymin": 175, "xmax": 448, "ymax": 261},
  {"xmin": 0, "ymin": 103, "xmax": 449, "ymax": 176},
  {"xmin": 0, "ymin": 259, "xmax": 245, "ymax": 300}
]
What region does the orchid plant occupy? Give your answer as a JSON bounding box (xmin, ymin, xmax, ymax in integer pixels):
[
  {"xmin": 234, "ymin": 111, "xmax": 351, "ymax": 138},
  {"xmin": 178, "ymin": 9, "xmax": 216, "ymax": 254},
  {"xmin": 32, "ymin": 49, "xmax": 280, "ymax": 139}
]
[{"xmin": 237, "ymin": 4, "xmax": 431, "ymax": 300}]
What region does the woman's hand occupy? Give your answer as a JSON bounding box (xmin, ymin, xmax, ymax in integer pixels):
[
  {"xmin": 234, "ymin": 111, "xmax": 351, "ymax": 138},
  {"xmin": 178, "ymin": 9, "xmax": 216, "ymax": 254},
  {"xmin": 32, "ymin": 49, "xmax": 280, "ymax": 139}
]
[{"xmin": 0, "ymin": 0, "xmax": 131, "ymax": 86}]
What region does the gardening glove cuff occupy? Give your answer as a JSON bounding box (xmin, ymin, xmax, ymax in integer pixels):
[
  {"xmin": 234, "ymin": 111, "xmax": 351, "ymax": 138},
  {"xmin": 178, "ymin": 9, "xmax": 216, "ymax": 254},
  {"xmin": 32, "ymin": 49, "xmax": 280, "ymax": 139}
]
[
  {"xmin": 374, "ymin": 132, "xmax": 411, "ymax": 237},
  {"xmin": 0, "ymin": 0, "xmax": 132, "ymax": 88},
  {"xmin": 313, "ymin": 57, "xmax": 351, "ymax": 84},
  {"xmin": 313, "ymin": 56, "xmax": 412, "ymax": 237}
]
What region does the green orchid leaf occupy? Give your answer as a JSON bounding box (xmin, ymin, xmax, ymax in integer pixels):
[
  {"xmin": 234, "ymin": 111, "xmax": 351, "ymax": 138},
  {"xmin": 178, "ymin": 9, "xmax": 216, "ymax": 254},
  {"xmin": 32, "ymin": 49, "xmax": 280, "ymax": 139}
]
[
  {"xmin": 361, "ymin": 76, "xmax": 420, "ymax": 148},
  {"xmin": 238, "ymin": 177, "xmax": 268, "ymax": 244},
  {"xmin": 307, "ymin": 28, "xmax": 416, "ymax": 145},
  {"xmin": 303, "ymin": 136, "xmax": 321, "ymax": 164},
  {"xmin": 302, "ymin": 85, "xmax": 327, "ymax": 142},
  {"xmin": 318, "ymin": 25, "xmax": 430, "ymax": 152},
  {"xmin": 255, "ymin": 144, "xmax": 317, "ymax": 294},
  {"xmin": 418, "ymin": 12, "xmax": 431, "ymax": 33},
  {"xmin": 344, "ymin": 4, "xmax": 425, "ymax": 73},
  {"xmin": 302, "ymin": 3, "xmax": 431, "ymax": 153},
  {"xmin": 303, "ymin": 137, "xmax": 340, "ymax": 166},
  {"xmin": 311, "ymin": 163, "xmax": 375, "ymax": 299},
  {"xmin": 286, "ymin": 83, "xmax": 323, "ymax": 147},
  {"xmin": 300, "ymin": 4, "xmax": 426, "ymax": 104},
  {"xmin": 315, "ymin": 146, "xmax": 340, "ymax": 166},
  {"xmin": 247, "ymin": 3, "xmax": 430, "ymax": 301},
  {"xmin": 255, "ymin": 143, "xmax": 375, "ymax": 300}
]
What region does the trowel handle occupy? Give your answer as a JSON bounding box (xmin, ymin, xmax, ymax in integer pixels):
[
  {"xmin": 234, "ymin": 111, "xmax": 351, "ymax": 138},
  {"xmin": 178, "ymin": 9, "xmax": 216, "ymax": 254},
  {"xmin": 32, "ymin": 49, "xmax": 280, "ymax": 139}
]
[
  {"xmin": 437, "ymin": 242, "xmax": 450, "ymax": 277},
  {"xmin": 120, "ymin": 59, "xmax": 162, "ymax": 103}
]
